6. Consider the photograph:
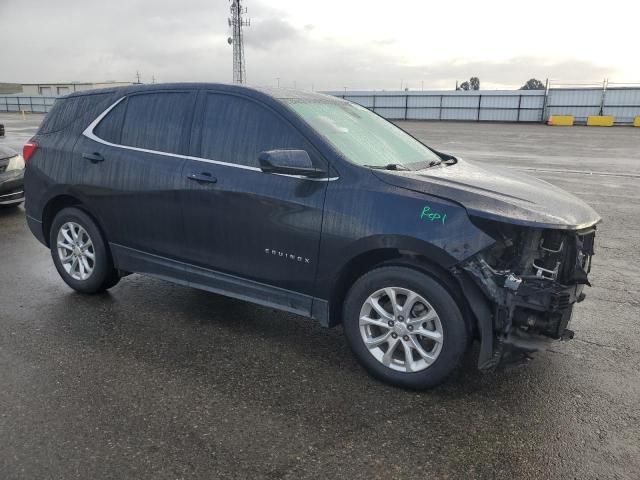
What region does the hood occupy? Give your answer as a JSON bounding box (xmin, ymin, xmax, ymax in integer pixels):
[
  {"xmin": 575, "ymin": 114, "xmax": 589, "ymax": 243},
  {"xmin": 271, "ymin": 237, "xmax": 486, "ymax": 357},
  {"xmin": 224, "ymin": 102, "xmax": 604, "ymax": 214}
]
[{"xmin": 373, "ymin": 158, "xmax": 601, "ymax": 230}]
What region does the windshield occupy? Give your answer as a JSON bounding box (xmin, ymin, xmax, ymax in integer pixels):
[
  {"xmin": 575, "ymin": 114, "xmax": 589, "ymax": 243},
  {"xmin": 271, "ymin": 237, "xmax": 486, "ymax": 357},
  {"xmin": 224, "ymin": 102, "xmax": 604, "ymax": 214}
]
[{"xmin": 287, "ymin": 101, "xmax": 442, "ymax": 170}]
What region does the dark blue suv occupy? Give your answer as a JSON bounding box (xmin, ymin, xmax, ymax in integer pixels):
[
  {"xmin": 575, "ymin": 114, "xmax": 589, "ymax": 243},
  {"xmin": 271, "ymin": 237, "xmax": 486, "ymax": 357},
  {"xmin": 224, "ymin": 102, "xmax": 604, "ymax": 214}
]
[{"xmin": 24, "ymin": 83, "xmax": 600, "ymax": 388}]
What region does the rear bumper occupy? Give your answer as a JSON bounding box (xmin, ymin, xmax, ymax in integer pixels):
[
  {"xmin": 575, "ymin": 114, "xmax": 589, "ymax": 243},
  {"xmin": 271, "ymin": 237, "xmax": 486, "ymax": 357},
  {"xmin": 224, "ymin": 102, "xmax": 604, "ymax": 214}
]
[{"xmin": 26, "ymin": 214, "xmax": 47, "ymax": 246}]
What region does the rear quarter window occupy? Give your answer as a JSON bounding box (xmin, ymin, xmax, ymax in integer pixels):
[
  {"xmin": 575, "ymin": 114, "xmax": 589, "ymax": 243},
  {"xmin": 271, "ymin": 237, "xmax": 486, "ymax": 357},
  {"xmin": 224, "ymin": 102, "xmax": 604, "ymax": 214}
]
[
  {"xmin": 94, "ymin": 98, "xmax": 128, "ymax": 144},
  {"xmin": 38, "ymin": 93, "xmax": 111, "ymax": 135}
]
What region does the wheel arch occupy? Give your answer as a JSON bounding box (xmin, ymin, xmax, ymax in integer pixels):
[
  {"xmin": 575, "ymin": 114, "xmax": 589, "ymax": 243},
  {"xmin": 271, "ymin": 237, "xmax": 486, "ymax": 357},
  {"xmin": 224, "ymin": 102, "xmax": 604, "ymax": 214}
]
[
  {"xmin": 41, "ymin": 194, "xmax": 108, "ymax": 250},
  {"xmin": 326, "ymin": 244, "xmax": 476, "ymax": 336}
]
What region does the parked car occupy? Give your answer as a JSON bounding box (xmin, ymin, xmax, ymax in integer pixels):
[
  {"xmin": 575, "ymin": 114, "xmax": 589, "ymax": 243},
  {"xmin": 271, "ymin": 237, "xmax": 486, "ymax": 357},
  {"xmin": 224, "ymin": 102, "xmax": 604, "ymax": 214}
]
[
  {"xmin": 0, "ymin": 144, "xmax": 25, "ymax": 207},
  {"xmin": 23, "ymin": 83, "xmax": 600, "ymax": 389}
]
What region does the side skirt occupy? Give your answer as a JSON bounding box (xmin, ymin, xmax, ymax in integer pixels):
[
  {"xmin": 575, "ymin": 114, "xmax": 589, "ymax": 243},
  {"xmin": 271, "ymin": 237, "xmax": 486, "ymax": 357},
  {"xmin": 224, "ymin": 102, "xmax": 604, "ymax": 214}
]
[{"xmin": 110, "ymin": 243, "xmax": 329, "ymax": 324}]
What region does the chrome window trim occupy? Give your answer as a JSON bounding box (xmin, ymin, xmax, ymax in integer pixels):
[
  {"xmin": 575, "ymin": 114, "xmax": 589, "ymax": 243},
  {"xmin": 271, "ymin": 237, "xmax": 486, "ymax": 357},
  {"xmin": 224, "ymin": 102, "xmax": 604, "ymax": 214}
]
[{"xmin": 82, "ymin": 96, "xmax": 338, "ymax": 182}]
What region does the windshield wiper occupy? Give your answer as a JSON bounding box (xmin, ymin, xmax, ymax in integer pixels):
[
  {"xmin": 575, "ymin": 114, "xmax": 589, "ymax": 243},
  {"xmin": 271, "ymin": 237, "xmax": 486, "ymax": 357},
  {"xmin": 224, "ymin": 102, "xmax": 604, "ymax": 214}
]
[
  {"xmin": 364, "ymin": 163, "xmax": 410, "ymax": 171},
  {"xmin": 412, "ymin": 159, "xmax": 443, "ymax": 171}
]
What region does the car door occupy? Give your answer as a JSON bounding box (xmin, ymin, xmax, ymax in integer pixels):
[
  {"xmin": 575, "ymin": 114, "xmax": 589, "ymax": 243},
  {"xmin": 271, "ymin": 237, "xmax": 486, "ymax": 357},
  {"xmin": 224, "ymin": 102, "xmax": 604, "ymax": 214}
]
[
  {"xmin": 178, "ymin": 91, "xmax": 330, "ymax": 298},
  {"xmin": 74, "ymin": 90, "xmax": 196, "ymax": 259}
]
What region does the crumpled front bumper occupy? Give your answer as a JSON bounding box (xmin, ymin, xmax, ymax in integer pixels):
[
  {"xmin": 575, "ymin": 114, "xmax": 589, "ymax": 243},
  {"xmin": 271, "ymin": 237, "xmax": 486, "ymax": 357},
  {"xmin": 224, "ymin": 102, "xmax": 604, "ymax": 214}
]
[{"xmin": 458, "ymin": 227, "xmax": 596, "ymax": 370}]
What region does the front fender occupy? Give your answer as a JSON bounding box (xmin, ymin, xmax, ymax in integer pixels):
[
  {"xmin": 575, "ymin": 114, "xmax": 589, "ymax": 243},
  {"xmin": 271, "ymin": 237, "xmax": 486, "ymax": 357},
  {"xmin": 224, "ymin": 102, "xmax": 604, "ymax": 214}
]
[{"xmin": 314, "ymin": 175, "xmax": 496, "ymax": 300}]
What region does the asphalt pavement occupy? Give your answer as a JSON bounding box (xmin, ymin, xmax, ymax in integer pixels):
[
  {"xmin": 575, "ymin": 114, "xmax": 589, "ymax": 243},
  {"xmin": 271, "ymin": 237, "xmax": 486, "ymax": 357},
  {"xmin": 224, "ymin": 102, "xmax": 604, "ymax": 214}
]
[{"xmin": 1, "ymin": 113, "xmax": 639, "ymax": 479}]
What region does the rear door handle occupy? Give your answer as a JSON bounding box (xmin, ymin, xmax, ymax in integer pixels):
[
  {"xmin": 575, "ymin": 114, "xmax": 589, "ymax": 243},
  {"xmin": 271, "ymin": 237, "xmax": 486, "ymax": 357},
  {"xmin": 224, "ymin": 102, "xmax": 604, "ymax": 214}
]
[
  {"xmin": 187, "ymin": 172, "xmax": 217, "ymax": 184},
  {"xmin": 82, "ymin": 152, "xmax": 105, "ymax": 163}
]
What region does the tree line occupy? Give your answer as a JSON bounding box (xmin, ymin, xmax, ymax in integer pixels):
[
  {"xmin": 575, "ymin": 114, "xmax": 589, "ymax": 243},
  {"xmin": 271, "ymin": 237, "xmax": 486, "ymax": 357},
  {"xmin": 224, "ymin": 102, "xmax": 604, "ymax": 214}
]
[{"xmin": 456, "ymin": 77, "xmax": 546, "ymax": 90}]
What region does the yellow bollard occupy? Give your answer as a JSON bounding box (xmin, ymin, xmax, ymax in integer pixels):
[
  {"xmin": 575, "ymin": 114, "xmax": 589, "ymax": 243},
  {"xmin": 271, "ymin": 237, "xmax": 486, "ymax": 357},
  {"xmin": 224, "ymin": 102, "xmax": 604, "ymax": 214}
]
[
  {"xmin": 547, "ymin": 115, "xmax": 574, "ymax": 126},
  {"xmin": 21, "ymin": 109, "xmax": 26, "ymax": 120},
  {"xmin": 634, "ymin": 117, "xmax": 640, "ymax": 127},
  {"xmin": 587, "ymin": 116, "xmax": 614, "ymax": 126}
]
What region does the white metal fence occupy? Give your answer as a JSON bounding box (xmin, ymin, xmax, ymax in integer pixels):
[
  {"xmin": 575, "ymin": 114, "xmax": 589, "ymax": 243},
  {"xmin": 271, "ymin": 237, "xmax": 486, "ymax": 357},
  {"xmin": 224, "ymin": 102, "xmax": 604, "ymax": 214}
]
[
  {"xmin": 2, "ymin": 86, "xmax": 640, "ymax": 124},
  {"xmin": 546, "ymin": 87, "xmax": 640, "ymax": 124},
  {"xmin": 326, "ymin": 87, "xmax": 640, "ymax": 124},
  {"xmin": 325, "ymin": 90, "xmax": 546, "ymax": 122},
  {"xmin": 0, "ymin": 95, "xmax": 57, "ymax": 113}
]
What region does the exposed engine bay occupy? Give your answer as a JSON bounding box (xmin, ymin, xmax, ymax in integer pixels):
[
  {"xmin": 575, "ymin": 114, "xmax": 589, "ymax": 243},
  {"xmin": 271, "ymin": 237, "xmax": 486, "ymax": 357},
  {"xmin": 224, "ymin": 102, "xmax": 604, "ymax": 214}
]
[{"xmin": 459, "ymin": 221, "xmax": 596, "ymax": 369}]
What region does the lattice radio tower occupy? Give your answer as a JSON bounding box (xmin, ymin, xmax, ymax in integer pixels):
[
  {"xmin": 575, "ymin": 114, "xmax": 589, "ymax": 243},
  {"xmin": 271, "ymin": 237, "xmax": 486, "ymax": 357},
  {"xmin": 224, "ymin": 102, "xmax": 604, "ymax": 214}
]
[{"xmin": 228, "ymin": 0, "xmax": 250, "ymax": 84}]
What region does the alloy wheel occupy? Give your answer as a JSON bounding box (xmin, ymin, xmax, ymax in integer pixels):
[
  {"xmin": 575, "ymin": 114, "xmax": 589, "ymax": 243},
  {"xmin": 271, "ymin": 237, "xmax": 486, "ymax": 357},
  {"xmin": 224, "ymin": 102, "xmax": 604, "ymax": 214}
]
[
  {"xmin": 359, "ymin": 287, "xmax": 444, "ymax": 372},
  {"xmin": 56, "ymin": 221, "xmax": 96, "ymax": 281}
]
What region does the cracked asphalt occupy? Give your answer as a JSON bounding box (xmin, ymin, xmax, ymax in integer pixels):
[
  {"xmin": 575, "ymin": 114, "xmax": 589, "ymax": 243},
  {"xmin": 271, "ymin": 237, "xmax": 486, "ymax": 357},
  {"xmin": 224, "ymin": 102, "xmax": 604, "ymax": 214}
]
[{"xmin": 1, "ymin": 114, "xmax": 639, "ymax": 479}]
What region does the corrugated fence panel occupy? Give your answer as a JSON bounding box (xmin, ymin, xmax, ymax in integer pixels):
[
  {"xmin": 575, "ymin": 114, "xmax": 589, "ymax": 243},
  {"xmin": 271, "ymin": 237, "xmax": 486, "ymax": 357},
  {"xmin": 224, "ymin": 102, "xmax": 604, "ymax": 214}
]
[
  {"xmin": 374, "ymin": 108, "xmax": 406, "ymax": 120},
  {"xmin": 603, "ymin": 106, "xmax": 640, "ymax": 123},
  {"xmin": 481, "ymin": 95, "xmax": 520, "ymax": 108},
  {"xmin": 441, "ymin": 95, "xmax": 481, "ymax": 109},
  {"xmin": 603, "ymin": 88, "xmax": 640, "ymax": 123},
  {"xmin": 441, "ymin": 108, "xmax": 478, "ymax": 121},
  {"xmin": 604, "ymin": 88, "xmax": 640, "ymax": 105},
  {"xmin": 407, "ymin": 95, "xmax": 441, "ymax": 108},
  {"xmin": 547, "ymin": 88, "xmax": 603, "ymax": 106},
  {"xmin": 546, "ymin": 88, "xmax": 602, "ymax": 122},
  {"xmin": 374, "ymin": 96, "xmax": 405, "ymax": 108},
  {"xmin": 406, "ymin": 108, "xmax": 440, "ymax": 120},
  {"xmin": 520, "ymin": 95, "xmax": 545, "ymax": 109},
  {"xmin": 343, "ymin": 95, "xmax": 374, "ymax": 108},
  {"xmin": 479, "ymin": 108, "xmax": 519, "ymax": 122},
  {"xmin": 518, "ymin": 109, "xmax": 543, "ymax": 122}
]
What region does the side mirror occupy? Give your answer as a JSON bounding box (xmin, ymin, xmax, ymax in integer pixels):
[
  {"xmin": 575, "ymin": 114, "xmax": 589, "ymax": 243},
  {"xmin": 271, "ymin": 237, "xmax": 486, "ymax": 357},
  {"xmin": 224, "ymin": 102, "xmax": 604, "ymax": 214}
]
[{"xmin": 258, "ymin": 150, "xmax": 327, "ymax": 178}]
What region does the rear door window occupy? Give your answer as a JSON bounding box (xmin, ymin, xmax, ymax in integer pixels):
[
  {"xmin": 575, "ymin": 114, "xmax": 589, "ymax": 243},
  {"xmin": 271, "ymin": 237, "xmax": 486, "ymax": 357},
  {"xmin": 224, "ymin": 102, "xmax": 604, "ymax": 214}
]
[
  {"xmin": 119, "ymin": 92, "xmax": 194, "ymax": 155},
  {"xmin": 199, "ymin": 93, "xmax": 319, "ymax": 168}
]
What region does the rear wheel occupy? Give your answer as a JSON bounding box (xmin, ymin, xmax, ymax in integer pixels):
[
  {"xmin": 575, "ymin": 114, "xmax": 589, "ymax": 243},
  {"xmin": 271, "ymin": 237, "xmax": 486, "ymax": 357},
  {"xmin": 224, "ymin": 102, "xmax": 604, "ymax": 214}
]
[
  {"xmin": 343, "ymin": 266, "xmax": 468, "ymax": 389},
  {"xmin": 49, "ymin": 207, "xmax": 120, "ymax": 293}
]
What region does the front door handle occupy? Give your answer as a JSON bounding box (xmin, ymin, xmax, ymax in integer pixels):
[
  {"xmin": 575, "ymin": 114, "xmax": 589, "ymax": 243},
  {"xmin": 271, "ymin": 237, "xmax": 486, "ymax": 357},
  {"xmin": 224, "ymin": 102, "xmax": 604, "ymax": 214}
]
[
  {"xmin": 82, "ymin": 152, "xmax": 105, "ymax": 163},
  {"xmin": 187, "ymin": 172, "xmax": 217, "ymax": 184}
]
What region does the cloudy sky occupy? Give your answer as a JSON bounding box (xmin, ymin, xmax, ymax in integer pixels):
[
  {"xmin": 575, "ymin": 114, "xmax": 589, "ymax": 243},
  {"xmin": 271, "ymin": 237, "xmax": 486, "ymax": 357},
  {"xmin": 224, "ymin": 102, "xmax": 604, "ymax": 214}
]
[{"xmin": 1, "ymin": 0, "xmax": 637, "ymax": 90}]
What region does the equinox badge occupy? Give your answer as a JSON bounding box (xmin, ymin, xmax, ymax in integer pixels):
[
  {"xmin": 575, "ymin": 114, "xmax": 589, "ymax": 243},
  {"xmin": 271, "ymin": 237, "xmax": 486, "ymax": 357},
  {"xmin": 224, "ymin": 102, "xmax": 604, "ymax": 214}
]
[{"xmin": 265, "ymin": 248, "xmax": 310, "ymax": 264}]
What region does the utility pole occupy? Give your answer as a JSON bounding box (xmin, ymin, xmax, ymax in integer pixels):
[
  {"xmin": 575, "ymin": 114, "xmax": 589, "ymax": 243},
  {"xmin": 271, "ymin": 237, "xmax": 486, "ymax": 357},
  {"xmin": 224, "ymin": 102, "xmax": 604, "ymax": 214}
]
[{"xmin": 228, "ymin": 0, "xmax": 250, "ymax": 84}]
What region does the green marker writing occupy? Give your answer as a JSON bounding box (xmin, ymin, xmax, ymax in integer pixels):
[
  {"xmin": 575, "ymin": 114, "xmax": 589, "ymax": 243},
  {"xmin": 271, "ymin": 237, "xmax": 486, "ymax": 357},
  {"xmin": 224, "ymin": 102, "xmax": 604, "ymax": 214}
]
[{"xmin": 420, "ymin": 205, "xmax": 447, "ymax": 225}]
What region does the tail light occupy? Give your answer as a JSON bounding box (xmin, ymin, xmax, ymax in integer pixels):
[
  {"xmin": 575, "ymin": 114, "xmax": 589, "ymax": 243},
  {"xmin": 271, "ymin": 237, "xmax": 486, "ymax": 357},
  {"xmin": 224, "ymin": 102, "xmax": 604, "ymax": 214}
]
[{"xmin": 23, "ymin": 141, "xmax": 38, "ymax": 162}]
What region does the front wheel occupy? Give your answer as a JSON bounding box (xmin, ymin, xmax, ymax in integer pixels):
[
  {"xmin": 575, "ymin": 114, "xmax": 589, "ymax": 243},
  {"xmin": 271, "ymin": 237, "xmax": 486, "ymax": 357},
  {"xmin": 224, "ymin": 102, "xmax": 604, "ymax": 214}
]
[
  {"xmin": 343, "ymin": 266, "xmax": 468, "ymax": 389},
  {"xmin": 49, "ymin": 207, "xmax": 120, "ymax": 293}
]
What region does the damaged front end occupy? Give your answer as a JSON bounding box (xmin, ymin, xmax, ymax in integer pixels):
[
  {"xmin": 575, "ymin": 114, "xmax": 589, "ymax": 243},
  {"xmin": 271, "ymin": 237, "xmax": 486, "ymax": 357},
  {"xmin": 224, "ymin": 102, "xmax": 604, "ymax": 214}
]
[{"xmin": 458, "ymin": 221, "xmax": 596, "ymax": 370}]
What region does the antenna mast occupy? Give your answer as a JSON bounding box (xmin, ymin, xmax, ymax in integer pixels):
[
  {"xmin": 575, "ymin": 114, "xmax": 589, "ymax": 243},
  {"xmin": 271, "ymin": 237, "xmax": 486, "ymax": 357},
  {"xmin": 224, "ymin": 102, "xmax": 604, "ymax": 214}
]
[{"xmin": 228, "ymin": 0, "xmax": 250, "ymax": 84}]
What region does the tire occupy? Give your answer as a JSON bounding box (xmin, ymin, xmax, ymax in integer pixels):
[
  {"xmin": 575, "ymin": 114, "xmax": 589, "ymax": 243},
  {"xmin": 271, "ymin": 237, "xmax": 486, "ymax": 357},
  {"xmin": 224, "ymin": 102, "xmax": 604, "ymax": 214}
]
[
  {"xmin": 49, "ymin": 207, "xmax": 120, "ymax": 294},
  {"xmin": 343, "ymin": 266, "xmax": 468, "ymax": 389}
]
